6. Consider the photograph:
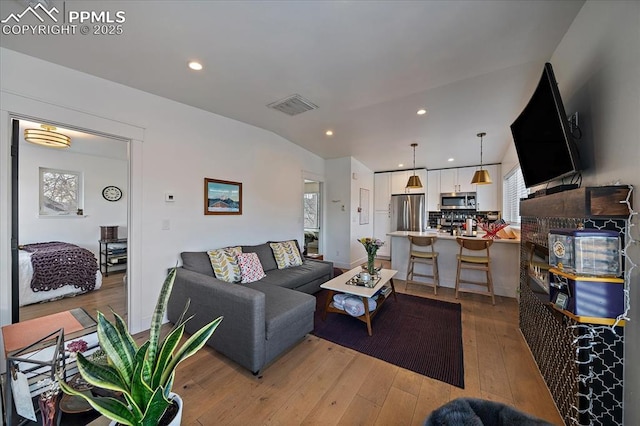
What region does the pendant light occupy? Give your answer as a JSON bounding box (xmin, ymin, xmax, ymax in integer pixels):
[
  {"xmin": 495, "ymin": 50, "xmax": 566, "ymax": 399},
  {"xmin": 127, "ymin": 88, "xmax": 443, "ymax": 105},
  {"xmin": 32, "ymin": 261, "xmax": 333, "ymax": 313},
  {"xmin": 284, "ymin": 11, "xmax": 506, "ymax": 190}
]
[
  {"xmin": 406, "ymin": 143, "xmax": 423, "ymax": 188},
  {"xmin": 24, "ymin": 124, "xmax": 71, "ymax": 148},
  {"xmin": 471, "ymin": 132, "xmax": 492, "ymax": 184}
]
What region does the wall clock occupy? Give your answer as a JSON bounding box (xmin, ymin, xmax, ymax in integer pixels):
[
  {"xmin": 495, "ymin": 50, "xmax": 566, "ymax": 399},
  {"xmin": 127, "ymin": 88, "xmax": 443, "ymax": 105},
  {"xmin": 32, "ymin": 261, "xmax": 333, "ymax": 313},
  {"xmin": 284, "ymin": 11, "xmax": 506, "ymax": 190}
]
[{"xmin": 102, "ymin": 186, "xmax": 123, "ymax": 202}]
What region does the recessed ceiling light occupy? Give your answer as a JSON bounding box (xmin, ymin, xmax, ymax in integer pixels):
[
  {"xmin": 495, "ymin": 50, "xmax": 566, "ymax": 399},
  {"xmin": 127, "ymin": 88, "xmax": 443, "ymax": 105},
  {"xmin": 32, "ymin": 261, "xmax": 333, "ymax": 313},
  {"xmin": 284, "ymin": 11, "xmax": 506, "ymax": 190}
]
[
  {"xmin": 325, "ymin": 130, "xmax": 333, "ymax": 136},
  {"xmin": 448, "ymin": 158, "xmax": 455, "ymax": 162},
  {"xmin": 398, "ymin": 163, "xmax": 404, "ymax": 167},
  {"xmin": 417, "ymin": 109, "xmax": 427, "ymax": 115},
  {"xmin": 188, "ymin": 61, "xmax": 203, "ymax": 71}
]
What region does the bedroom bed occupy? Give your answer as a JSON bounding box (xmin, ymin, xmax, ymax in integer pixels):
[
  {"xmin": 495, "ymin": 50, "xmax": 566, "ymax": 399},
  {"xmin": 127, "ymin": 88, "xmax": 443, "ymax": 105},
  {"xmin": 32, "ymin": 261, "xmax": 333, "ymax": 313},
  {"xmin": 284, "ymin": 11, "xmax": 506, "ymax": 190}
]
[{"xmin": 19, "ymin": 242, "xmax": 103, "ymax": 307}]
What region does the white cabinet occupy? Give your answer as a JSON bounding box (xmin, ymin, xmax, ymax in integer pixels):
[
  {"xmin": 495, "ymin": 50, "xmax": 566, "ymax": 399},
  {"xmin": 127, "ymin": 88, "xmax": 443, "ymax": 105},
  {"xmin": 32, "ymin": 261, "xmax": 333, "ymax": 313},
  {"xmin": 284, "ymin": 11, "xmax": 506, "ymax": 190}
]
[
  {"xmin": 418, "ymin": 169, "xmax": 427, "ymax": 191},
  {"xmin": 457, "ymin": 167, "xmax": 477, "ymax": 193},
  {"xmin": 390, "ymin": 171, "xmax": 408, "ymax": 195},
  {"xmin": 390, "ymin": 169, "xmax": 426, "ymax": 195},
  {"xmin": 427, "ymin": 170, "xmax": 440, "ymax": 211},
  {"xmin": 424, "ymin": 165, "xmax": 502, "ymax": 212},
  {"xmin": 374, "ymin": 169, "xmax": 425, "ymax": 258},
  {"xmin": 373, "ymin": 210, "xmax": 391, "ymax": 258},
  {"xmin": 439, "ymin": 169, "xmax": 456, "ymax": 193},
  {"xmin": 374, "ymin": 170, "xmax": 426, "ymax": 210},
  {"xmin": 440, "ymin": 167, "xmax": 477, "ymax": 193},
  {"xmin": 374, "ymin": 173, "xmax": 391, "ymax": 211},
  {"xmin": 476, "ymin": 164, "xmax": 501, "ymax": 211},
  {"xmin": 410, "ymin": 169, "xmax": 427, "ymax": 194},
  {"xmin": 373, "ymin": 172, "xmax": 393, "ymax": 258}
]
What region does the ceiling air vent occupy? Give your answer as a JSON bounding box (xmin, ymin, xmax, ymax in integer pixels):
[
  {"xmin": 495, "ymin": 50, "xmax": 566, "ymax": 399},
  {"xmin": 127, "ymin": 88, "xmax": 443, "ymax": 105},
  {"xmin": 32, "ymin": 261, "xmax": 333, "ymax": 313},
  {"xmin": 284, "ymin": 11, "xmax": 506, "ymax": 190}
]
[{"xmin": 267, "ymin": 94, "xmax": 319, "ymax": 116}]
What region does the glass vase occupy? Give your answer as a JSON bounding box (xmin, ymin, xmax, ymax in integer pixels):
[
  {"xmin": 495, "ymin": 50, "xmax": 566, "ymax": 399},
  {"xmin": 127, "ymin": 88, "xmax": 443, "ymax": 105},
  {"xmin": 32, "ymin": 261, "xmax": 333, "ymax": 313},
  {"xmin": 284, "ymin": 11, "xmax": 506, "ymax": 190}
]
[{"xmin": 367, "ymin": 252, "xmax": 376, "ymax": 275}]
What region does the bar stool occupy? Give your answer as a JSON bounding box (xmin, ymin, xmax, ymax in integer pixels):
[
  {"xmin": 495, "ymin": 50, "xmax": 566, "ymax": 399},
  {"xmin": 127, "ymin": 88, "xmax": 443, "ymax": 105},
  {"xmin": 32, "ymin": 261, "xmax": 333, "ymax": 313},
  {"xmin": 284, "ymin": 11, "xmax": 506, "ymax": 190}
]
[
  {"xmin": 455, "ymin": 237, "xmax": 495, "ymax": 304},
  {"xmin": 406, "ymin": 235, "xmax": 440, "ymax": 294}
]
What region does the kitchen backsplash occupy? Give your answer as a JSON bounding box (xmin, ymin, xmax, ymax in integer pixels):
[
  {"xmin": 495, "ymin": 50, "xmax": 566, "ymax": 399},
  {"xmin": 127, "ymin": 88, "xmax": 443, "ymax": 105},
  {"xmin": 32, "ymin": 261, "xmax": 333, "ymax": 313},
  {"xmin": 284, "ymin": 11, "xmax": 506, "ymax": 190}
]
[{"xmin": 428, "ymin": 210, "xmax": 501, "ymax": 231}]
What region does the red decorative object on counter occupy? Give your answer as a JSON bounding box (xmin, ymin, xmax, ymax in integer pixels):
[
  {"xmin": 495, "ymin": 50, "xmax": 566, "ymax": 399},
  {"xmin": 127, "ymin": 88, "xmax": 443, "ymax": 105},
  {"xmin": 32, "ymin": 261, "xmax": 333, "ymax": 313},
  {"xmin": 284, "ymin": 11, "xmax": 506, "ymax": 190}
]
[{"xmin": 479, "ymin": 220, "xmax": 508, "ymax": 239}]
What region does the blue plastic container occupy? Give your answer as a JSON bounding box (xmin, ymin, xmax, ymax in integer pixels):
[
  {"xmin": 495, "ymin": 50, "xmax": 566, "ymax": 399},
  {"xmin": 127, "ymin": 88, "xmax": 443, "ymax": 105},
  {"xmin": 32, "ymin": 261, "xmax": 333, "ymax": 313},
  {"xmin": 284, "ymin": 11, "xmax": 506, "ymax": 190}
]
[{"xmin": 549, "ymin": 268, "xmax": 624, "ymax": 319}]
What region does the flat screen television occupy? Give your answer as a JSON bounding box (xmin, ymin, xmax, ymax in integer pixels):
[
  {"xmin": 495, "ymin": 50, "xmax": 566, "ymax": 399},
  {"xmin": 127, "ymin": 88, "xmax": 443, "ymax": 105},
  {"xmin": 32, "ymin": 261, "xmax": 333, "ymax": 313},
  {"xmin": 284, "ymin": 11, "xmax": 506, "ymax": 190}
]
[{"xmin": 510, "ymin": 62, "xmax": 581, "ymax": 188}]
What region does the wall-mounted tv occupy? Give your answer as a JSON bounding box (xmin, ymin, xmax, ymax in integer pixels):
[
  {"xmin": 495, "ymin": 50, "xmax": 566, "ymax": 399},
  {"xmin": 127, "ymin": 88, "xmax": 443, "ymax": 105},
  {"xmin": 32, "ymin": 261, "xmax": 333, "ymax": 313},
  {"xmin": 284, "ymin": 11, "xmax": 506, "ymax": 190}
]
[{"xmin": 510, "ymin": 62, "xmax": 581, "ymax": 188}]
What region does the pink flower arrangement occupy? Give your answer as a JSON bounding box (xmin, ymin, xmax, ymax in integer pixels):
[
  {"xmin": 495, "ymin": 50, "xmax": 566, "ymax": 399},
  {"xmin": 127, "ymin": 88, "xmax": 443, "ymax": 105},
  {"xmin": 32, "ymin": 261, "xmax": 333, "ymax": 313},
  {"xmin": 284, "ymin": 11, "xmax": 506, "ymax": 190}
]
[{"xmin": 66, "ymin": 339, "xmax": 88, "ymax": 354}]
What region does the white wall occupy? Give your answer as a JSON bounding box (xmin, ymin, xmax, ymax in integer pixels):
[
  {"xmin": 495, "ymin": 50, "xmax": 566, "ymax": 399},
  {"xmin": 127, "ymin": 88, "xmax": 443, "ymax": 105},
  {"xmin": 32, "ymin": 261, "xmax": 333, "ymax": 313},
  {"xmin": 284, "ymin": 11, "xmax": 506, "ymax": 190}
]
[
  {"xmin": 551, "ymin": 3, "xmax": 639, "ymax": 423},
  {"xmin": 349, "ymin": 158, "xmax": 375, "ymax": 267},
  {"xmin": 324, "ymin": 157, "xmax": 351, "ymax": 268},
  {"xmin": 19, "ymin": 143, "xmax": 128, "ymax": 255},
  {"xmin": 0, "ymin": 48, "xmax": 326, "ymax": 335},
  {"xmin": 503, "ymin": 1, "xmax": 640, "ymax": 423},
  {"xmin": 500, "ymin": 143, "xmax": 519, "ymax": 180},
  {"xmin": 324, "ymin": 157, "xmax": 374, "ymax": 269}
]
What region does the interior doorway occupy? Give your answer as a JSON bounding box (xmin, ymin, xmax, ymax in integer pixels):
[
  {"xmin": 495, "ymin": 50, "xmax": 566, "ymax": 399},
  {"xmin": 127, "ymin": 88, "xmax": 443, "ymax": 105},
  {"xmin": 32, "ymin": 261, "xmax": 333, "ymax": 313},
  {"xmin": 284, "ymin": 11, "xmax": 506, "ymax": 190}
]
[
  {"xmin": 303, "ymin": 179, "xmax": 322, "ymax": 257},
  {"xmin": 11, "ymin": 117, "xmax": 129, "ymax": 324}
]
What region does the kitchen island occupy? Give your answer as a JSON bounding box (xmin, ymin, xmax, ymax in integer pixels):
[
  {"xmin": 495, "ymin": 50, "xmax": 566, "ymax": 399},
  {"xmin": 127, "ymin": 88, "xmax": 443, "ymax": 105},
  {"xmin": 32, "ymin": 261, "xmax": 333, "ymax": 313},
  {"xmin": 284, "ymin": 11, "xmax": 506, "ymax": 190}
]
[{"xmin": 387, "ymin": 230, "xmax": 520, "ymax": 298}]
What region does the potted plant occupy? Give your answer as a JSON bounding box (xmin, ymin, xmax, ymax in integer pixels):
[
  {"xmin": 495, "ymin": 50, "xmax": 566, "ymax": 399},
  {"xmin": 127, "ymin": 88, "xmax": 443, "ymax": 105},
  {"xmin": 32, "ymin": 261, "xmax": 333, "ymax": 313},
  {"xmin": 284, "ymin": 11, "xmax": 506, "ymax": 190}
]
[{"xmin": 59, "ymin": 268, "xmax": 222, "ymax": 425}]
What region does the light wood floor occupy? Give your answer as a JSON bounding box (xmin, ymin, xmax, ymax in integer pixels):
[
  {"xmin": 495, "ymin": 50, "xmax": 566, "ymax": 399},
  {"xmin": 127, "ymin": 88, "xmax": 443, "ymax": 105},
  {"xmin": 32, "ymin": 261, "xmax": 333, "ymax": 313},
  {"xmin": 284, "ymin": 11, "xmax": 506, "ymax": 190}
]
[
  {"xmin": 19, "ymin": 271, "xmax": 127, "ymax": 322},
  {"xmin": 21, "ymin": 267, "xmax": 563, "ymax": 425},
  {"xmin": 155, "ymin": 266, "xmax": 562, "ymax": 425}
]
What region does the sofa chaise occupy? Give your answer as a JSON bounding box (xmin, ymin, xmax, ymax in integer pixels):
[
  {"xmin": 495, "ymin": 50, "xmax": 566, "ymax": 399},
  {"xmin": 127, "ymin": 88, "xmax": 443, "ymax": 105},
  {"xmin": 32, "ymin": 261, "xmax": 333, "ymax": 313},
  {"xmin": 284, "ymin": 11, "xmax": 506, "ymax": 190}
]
[{"xmin": 167, "ymin": 241, "xmax": 333, "ymax": 374}]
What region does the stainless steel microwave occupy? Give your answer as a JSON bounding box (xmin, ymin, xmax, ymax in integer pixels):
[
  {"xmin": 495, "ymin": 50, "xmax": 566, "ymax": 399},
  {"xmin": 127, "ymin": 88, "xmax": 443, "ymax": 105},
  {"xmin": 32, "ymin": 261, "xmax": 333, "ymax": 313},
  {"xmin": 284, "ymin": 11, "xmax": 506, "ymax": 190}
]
[{"xmin": 440, "ymin": 192, "xmax": 476, "ymax": 210}]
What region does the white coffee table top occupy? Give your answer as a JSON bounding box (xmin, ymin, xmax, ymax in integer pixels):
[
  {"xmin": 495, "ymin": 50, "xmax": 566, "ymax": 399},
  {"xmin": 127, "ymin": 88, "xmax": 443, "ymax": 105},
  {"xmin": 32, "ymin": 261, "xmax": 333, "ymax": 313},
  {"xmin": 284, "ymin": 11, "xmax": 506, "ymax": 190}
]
[{"xmin": 321, "ymin": 267, "xmax": 397, "ymax": 298}]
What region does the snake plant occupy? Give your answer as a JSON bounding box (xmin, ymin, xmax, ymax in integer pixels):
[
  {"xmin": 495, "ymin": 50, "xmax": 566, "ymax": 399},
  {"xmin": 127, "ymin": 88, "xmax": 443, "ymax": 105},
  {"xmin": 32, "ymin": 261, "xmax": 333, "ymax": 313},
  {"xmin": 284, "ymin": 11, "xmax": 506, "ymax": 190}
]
[{"xmin": 59, "ymin": 268, "xmax": 222, "ymax": 425}]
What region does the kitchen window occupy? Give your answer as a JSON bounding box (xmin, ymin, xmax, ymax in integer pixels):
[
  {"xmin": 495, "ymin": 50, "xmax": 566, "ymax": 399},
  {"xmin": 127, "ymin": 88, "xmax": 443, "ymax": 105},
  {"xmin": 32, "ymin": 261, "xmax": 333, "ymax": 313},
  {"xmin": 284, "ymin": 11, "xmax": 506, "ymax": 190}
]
[{"xmin": 502, "ymin": 165, "xmax": 527, "ymax": 224}]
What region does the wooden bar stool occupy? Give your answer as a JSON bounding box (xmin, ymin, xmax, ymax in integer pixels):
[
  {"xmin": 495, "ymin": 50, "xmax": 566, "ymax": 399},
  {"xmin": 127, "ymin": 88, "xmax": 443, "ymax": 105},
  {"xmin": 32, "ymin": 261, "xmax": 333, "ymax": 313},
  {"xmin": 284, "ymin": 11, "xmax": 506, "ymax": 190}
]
[
  {"xmin": 406, "ymin": 235, "xmax": 440, "ymax": 294},
  {"xmin": 455, "ymin": 237, "xmax": 495, "ymax": 304}
]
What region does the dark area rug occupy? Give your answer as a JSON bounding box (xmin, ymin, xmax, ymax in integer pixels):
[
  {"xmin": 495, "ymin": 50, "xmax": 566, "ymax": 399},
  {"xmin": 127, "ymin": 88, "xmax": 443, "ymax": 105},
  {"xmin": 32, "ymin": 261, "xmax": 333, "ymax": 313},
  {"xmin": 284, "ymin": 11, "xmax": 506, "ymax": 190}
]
[{"xmin": 312, "ymin": 290, "xmax": 464, "ymax": 388}]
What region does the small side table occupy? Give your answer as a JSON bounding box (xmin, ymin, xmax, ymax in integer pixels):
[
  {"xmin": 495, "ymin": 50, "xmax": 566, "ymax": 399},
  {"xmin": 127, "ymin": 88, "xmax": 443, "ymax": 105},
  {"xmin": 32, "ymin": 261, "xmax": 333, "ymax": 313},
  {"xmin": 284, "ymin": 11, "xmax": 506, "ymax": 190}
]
[
  {"xmin": 98, "ymin": 238, "xmax": 127, "ymax": 276},
  {"xmin": 2, "ymin": 309, "xmax": 97, "ymax": 426}
]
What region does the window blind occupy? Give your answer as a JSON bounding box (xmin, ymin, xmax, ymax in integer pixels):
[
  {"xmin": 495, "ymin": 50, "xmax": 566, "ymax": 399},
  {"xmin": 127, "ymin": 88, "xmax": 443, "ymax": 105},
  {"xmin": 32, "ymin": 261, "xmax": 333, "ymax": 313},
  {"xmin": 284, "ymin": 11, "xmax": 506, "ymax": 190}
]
[{"xmin": 502, "ymin": 166, "xmax": 528, "ymax": 223}]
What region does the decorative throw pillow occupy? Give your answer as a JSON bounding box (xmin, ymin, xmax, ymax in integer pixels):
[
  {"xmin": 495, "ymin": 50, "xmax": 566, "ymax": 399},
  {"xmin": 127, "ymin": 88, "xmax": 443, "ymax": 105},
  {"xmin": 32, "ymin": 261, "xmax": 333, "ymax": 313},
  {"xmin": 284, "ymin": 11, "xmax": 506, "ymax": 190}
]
[
  {"xmin": 207, "ymin": 246, "xmax": 242, "ymax": 283},
  {"xmin": 269, "ymin": 240, "xmax": 303, "ymax": 269},
  {"xmin": 236, "ymin": 252, "xmax": 266, "ymax": 283}
]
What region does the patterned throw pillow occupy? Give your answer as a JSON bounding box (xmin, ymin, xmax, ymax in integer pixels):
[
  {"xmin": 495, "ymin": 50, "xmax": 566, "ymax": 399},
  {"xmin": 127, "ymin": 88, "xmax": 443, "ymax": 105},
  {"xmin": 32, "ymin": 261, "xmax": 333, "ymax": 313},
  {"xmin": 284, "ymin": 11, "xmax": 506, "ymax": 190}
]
[
  {"xmin": 207, "ymin": 246, "xmax": 242, "ymax": 283},
  {"xmin": 269, "ymin": 240, "xmax": 303, "ymax": 269},
  {"xmin": 236, "ymin": 252, "xmax": 266, "ymax": 283}
]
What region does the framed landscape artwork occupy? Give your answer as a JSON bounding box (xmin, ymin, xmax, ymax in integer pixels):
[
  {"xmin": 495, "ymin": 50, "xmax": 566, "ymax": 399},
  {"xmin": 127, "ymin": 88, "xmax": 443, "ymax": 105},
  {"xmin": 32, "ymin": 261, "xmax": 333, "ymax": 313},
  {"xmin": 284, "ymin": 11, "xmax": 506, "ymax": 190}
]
[{"xmin": 204, "ymin": 178, "xmax": 242, "ymax": 215}]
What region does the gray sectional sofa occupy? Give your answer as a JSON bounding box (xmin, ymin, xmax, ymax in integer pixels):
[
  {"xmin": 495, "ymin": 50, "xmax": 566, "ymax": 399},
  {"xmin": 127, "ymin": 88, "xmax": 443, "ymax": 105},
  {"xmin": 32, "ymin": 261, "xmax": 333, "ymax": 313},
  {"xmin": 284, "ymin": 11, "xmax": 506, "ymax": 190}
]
[{"xmin": 166, "ymin": 242, "xmax": 333, "ymax": 374}]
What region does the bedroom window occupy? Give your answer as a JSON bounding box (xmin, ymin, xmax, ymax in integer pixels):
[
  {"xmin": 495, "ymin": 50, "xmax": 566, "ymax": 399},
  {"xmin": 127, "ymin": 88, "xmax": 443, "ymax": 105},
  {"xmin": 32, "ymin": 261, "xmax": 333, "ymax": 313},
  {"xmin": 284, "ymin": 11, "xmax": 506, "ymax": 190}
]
[{"xmin": 39, "ymin": 167, "xmax": 83, "ymax": 215}]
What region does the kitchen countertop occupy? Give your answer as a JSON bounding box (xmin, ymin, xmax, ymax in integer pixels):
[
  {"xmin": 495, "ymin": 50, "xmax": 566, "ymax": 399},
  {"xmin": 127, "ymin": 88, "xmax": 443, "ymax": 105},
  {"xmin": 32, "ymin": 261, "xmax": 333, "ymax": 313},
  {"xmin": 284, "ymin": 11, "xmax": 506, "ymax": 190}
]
[
  {"xmin": 386, "ymin": 230, "xmax": 521, "ymax": 298},
  {"xmin": 387, "ymin": 230, "xmax": 520, "ymax": 244}
]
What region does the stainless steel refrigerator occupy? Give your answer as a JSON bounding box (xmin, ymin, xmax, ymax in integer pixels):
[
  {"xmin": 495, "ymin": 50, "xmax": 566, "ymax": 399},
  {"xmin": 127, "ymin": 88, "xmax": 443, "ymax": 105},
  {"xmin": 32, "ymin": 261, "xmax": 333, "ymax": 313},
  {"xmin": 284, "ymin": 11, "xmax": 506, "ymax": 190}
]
[{"xmin": 390, "ymin": 193, "xmax": 426, "ymax": 232}]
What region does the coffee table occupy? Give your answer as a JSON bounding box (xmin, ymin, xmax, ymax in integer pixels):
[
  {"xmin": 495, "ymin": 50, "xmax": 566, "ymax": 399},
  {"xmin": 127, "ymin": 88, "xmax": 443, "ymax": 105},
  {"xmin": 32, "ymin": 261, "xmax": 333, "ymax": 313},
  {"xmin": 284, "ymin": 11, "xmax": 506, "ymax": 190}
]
[{"xmin": 320, "ymin": 267, "xmax": 397, "ymax": 336}]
